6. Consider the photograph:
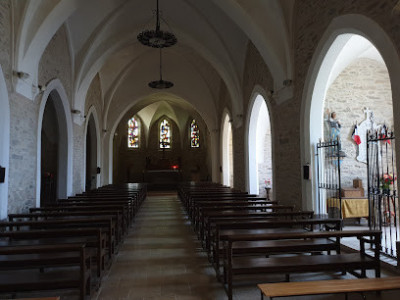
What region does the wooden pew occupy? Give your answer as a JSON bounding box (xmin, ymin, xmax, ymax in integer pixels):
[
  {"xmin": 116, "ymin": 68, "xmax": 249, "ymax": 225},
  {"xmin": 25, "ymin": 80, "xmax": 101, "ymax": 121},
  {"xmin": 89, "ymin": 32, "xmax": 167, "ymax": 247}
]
[
  {"xmin": 202, "ymin": 211, "xmax": 315, "ymax": 246},
  {"xmin": 223, "ymin": 230, "xmax": 382, "ymax": 300},
  {"xmin": 258, "ymin": 277, "xmax": 400, "ymax": 300},
  {"xmin": 0, "ymin": 217, "xmax": 115, "ymax": 258},
  {"xmin": 191, "ymin": 200, "xmax": 278, "ymax": 225},
  {"xmin": 58, "ymin": 198, "xmax": 136, "ymax": 223},
  {"xmin": 210, "ymin": 218, "xmax": 343, "ymax": 276},
  {"xmin": 8, "ymin": 210, "xmax": 124, "ymax": 243},
  {"xmin": 14, "ymin": 297, "xmax": 60, "ymax": 300},
  {"xmin": 29, "ymin": 204, "xmax": 131, "ymax": 232},
  {"xmin": 0, "ymin": 243, "xmax": 90, "ymax": 300},
  {"xmin": 184, "ymin": 194, "xmax": 260, "ymax": 213},
  {"xmin": 0, "ymin": 228, "xmax": 106, "ymax": 278},
  {"xmin": 195, "ymin": 205, "xmax": 294, "ymax": 233}
]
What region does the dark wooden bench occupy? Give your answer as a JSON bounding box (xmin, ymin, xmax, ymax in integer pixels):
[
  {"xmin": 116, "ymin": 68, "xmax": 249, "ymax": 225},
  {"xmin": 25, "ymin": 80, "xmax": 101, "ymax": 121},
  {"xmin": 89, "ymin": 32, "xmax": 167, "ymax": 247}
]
[
  {"xmin": 223, "ymin": 230, "xmax": 382, "ymax": 300},
  {"xmin": 210, "ymin": 218, "xmax": 342, "ymax": 276},
  {"xmin": 187, "ymin": 196, "xmax": 270, "ymax": 218},
  {"xmin": 0, "ymin": 243, "xmax": 90, "ymax": 300},
  {"xmin": 200, "ymin": 210, "xmax": 314, "ymax": 244},
  {"xmin": 192, "ymin": 200, "xmax": 279, "ymax": 228},
  {"xmin": 0, "ymin": 228, "xmax": 106, "ymax": 278},
  {"xmin": 258, "ymin": 277, "xmax": 400, "ymax": 300},
  {"xmin": 8, "ymin": 210, "xmax": 124, "ymax": 243},
  {"xmin": 0, "ymin": 217, "xmax": 115, "ymax": 258},
  {"xmin": 196, "ymin": 205, "xmax": 294, "ymax": 233},
  {"xmin": 29, "ymin": 205, "xmax": 130, "ymax": 233},
  {"xmin": 58, "ymin": 198, "xmax": 136, "ymax": 224}
]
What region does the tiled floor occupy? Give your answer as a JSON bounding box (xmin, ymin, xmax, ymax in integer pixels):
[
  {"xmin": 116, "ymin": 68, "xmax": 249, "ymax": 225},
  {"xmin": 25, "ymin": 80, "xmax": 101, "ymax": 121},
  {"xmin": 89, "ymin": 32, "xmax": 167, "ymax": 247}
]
[{"xmin": 94, "ymin": 192, "xmax": 400, "ymax": 300}]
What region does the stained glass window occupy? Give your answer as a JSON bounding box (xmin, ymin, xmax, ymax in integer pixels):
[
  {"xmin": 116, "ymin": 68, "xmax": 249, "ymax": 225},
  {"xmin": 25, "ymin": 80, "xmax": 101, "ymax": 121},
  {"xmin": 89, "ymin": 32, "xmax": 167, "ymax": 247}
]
[
  {"xmin": 160, "ymin": 119, "xmax": 171, "ymax": 149},
  {"xmin": 190, "ymin": 119, "xmax": 200, "ymax": 148},
  {"xmin": 127, "ymin": 116, "xmax": 140, "ymax": 148}
]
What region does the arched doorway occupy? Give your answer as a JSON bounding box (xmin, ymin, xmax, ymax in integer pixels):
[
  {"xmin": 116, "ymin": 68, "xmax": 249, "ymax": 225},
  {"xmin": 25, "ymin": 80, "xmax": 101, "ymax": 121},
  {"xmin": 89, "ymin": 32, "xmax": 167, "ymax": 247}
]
[
  {"xmin": 0, "ymin": 66, "xmax": 10, "ymax": 219},
  {"xmin": 38, "ymin": 89, "xmax": 72, "ymax": 205},
  {"xmin": 301, "ymin": 15, "xmax": 400, "ymax": 211},
  {"xmin": 40, "ymin": 95, "xmax": 60, "ymax": 205},
  {"xmin": 302, "ymin": 15, "xmax": 400, "ymax": 258},
  {"xmin": 307, "ymin": 34, "xmax": 395, "ymax": 214},
  {"xmin": 85, "ymin": 114, "xmax": 98, "ymax": 191},
  {"xmin": 222, "ymin": 112, "xmax": 233, "ymax": 187},
  {"xmin": 248, "ymin": 95, "xmax": 272, "ymax": 197}
]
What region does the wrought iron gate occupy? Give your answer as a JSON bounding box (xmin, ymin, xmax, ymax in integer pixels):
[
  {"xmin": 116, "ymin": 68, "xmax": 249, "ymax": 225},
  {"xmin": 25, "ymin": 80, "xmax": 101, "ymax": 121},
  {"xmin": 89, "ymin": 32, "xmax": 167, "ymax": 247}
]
[
  {"xmin": 316, "ymin": 139, "xmax": 342, "ymax": 218},
  {"xmin": 367, "ymin": 129, "xmax": 399, "ymax": 258}
]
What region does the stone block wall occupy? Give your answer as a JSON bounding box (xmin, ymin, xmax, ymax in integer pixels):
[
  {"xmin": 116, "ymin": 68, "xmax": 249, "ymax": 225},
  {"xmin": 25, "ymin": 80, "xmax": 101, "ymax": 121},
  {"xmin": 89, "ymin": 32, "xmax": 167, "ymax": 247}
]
[
  {"xmin": 73, "ymin": 124, "xmax": 85, "ymax": 194},
  {"xmin": 8, "ymin": 94, "xmax": 38, "ymax": 213},
  {"xmin": 0, "ymin": 1, "xmax": 11, "ymax": 89},
  {"xmin": 7, "ymin": 23, "xmax": 75, "ymax": 213},
  {"xmin": 85, "ymin": 74, "xmax": 103, "ymax": 123}
]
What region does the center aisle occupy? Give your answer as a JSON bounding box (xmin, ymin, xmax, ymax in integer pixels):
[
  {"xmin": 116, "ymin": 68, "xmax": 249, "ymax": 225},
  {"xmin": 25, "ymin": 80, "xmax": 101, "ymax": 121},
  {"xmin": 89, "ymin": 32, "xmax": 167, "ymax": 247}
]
[{"xmin": 95, "ymin": 191, "xmax": 237, "ymax": 300}]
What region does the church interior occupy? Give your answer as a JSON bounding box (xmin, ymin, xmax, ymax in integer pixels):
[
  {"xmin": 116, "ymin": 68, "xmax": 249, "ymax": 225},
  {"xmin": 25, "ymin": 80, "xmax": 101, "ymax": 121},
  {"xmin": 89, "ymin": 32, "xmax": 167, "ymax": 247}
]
[{"xmin": 1, "ymin": 0, "xmax": 400, "ymax": 299}]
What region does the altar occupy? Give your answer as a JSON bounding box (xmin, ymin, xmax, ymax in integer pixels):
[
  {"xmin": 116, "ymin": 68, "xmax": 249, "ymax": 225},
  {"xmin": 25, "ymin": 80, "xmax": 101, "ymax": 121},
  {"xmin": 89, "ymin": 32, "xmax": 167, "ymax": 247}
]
[
  {"xmin": 143, "ymin": 156, "xmax": 182, "ymax": 189},
  {"xmin": 144, "ymin": 169, "xmax": 181, "ymax": 184},
  {"xmin": 327, "ymin": 197, "xmax": 369, "ymax": 219}
]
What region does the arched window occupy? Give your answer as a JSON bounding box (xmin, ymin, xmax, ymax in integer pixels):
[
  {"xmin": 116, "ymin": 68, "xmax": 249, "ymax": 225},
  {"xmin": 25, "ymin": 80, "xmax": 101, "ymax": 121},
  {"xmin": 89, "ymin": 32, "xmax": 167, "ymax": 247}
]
[
  {"xmin": 127, "ymin": 116, "xmax": 140, "ymax": 148},
  {"xmin": 160, "ymin": 119, "xmax": 171, "ymax": 149},
  {"xmin": 190, "ymin": 119, "xmax": 200, "ymax": 148}
]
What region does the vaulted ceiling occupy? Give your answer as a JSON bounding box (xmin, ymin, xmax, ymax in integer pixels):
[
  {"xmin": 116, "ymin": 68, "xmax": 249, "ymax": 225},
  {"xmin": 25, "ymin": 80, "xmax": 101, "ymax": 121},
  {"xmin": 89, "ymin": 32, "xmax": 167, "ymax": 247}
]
[{"xmin": 13, "ymin": 0, "xmax": 295, "ymax": 130}]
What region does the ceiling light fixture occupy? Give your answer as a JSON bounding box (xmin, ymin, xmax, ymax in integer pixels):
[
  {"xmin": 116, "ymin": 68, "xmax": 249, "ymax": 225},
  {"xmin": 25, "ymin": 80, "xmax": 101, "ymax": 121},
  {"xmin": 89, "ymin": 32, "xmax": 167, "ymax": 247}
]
[
  {"xmin": 137, "ymin": 0, "xmax": 177, "ymax": 48},
  {"xmin": 148, "ymin": 48, "xmax": 173, "ymax": 89}
]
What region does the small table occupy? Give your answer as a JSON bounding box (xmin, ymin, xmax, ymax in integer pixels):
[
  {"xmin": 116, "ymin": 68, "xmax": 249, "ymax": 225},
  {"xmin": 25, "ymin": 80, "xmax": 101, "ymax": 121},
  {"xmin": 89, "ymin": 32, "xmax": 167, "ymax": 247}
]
[{"xmin": 264, "ymin": 187, "xmax": 271, "ymax": 200}]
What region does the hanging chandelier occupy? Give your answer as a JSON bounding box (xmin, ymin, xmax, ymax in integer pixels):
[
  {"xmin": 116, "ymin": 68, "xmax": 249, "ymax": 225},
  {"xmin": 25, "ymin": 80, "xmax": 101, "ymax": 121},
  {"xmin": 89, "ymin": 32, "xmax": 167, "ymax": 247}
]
[
  {"xmin": 148, "ymin": 48, "xmax": 174, "ymax": 89},
  {"xmin": 137, "ymin": 0, "xmax": 177, "ymax": 48}
]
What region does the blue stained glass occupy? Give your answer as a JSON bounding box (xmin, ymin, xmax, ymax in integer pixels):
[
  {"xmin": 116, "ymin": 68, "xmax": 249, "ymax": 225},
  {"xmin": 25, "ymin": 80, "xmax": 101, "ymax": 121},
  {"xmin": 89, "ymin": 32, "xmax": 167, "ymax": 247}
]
[
  {"xmin": 160, "ymin": 119, "xmax": 171, "ymax": 149},
  {"xmin": 191, "ymin": 119, "xmax": 200, "ymax": 148},
  {"xmin": 128, "ymin": 117, "xmax": 140, "ymax": 148}
]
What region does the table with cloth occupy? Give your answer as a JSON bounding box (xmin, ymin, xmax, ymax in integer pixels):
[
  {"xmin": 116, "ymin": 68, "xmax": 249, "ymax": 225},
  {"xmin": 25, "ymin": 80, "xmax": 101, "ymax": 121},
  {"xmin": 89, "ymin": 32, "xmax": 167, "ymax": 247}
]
[{"xmin": 327, "ymin": 198, "xmax": 369, "ymax": 218}]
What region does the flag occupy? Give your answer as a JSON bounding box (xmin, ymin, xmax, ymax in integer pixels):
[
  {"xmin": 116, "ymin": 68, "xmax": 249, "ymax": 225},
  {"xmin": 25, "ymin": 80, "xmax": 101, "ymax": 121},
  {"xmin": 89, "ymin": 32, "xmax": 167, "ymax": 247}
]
[
  {"xmin": 381, "ymin": 124, "xmax": 391, "ymax": 144},
  {"xmin": 352, "ymin": 124, "xmax": 361, "ymax": 145}
]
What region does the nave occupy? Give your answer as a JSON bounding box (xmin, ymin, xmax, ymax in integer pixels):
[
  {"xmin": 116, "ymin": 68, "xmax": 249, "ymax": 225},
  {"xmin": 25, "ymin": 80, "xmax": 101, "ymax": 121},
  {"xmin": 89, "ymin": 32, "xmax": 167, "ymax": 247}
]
[
  {"xmin": 95, "ymin": 191, "xmax": 228, "ymax": 300},
  {"xmin": 95, "ymin": 191, "xmax": 400, "ymax": 300}
]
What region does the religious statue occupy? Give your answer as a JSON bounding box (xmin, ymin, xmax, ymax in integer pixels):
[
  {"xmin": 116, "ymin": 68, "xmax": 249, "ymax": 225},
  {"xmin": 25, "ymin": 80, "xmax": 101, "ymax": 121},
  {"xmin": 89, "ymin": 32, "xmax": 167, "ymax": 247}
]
[
  {"xmin": 325, "ymin": 109, "xmax": 341, "ymax": 141},
  {"xmin": 324, "ymin": 108, "xmax": 346, "ymax": 158}
]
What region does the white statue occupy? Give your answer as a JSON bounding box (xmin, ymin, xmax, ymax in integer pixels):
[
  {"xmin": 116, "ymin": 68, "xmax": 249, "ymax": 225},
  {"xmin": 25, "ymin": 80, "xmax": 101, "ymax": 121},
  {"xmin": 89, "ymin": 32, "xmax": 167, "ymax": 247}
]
[{"xmin": 356, "ymin": 108, "xmax": 379, "ymax": 163}]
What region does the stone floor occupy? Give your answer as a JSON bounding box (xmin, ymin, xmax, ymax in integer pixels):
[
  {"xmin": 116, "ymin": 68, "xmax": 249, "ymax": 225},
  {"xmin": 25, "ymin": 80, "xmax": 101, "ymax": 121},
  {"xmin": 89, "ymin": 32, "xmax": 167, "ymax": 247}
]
[
  {"xmin": 94, "ymin": 191, "xmax": 227, "ymax": 300},
  {"xmin": 93, "ymin": 192, "xmax": 400, "ymax": 300}
]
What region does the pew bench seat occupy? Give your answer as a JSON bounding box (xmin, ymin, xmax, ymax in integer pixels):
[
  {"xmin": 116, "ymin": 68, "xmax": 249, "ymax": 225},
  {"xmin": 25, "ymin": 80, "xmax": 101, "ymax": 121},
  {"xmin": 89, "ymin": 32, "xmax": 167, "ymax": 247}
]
[
  {"xmin": 224, "ymin": 230, "xmax": 382, "ymax": 300},
  {"xmin": 0, "ymin": 244, "xmax": 91, "ymax": 300},
  {"xmin": 258, "ymin": 277, "xmax": 400, "ymax": 299}
]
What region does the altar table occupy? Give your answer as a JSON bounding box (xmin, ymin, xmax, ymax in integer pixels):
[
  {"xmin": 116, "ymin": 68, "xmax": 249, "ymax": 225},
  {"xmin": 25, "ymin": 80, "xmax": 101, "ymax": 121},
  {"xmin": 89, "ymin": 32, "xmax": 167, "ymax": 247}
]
[{"xmin": 327, "ymin": 198, "xmax": 369, "ymax": 218}]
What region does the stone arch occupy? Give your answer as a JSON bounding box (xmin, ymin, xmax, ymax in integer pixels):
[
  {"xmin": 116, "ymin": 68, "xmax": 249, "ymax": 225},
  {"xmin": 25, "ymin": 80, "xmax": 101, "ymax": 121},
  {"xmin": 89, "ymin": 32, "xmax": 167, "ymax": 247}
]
[
  {"xmin": 84, "ymin": 106, "xmax": 101, "ymax": 190},
  {"xmin": 245, "ymin": 86, "xmax": 273, "ymax": 197},
  {"xmin": 36, "ymin": 79, "xmax": 73, "ymax": 206},
  {"xmin": 300, "ymin": 14, "xmax": 400, "ymax": 210},
  {"xmin": 221, "ymin": 109, "xmax": 233, "ymax": 186},
  {"xmin": 0, "ymin": 66, "xmax": 10, "ymax": 219}
]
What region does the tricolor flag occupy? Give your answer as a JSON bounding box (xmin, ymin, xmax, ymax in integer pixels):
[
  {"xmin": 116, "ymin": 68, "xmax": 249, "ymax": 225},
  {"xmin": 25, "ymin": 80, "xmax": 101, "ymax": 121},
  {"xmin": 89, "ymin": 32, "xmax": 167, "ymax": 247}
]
[
  {"xmin": 352, "ymin": 124, "xmax": 361, "ymax": 145},
  {"xmin": 381, "ymin": 124, "xmax": 391, "ymax": 144}
]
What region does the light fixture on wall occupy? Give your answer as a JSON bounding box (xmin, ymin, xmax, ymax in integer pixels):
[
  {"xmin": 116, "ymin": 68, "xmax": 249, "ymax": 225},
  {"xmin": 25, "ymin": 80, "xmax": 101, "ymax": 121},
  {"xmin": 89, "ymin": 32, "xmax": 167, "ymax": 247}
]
[
  {"xmin": 37, "ymin": 84, "xmax": 46, "ymax": 92},
  {"xmin": 71, "ymin": 109, "xmax": 81, "ymax": 114},
  {"xmin": 148, "ymin": 48, "xmax": 174, "ymax": 89},
  {"xmin": 283, "ymin": 79, "xmax": 293, "ymax": 87},
  {"xmin": 15, "ymin": 71, "xmax": 30, "ymax": 80},
  {"xmin": 137, "ymin": 0, "xmax": 177, "ymax": 48}
]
